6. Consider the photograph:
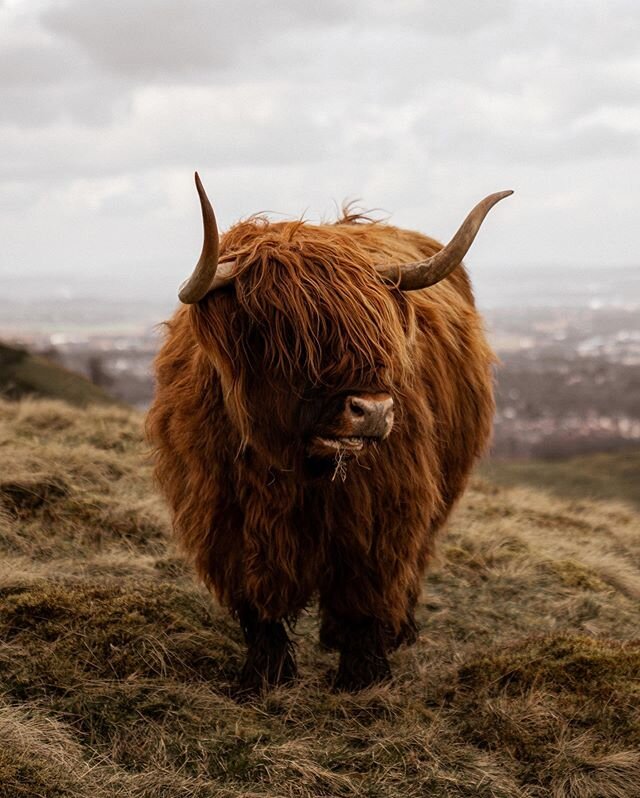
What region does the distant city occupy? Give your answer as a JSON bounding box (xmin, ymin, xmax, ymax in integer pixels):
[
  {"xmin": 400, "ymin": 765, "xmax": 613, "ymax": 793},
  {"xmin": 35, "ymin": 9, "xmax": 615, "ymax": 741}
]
[{"xmin": 1, "ymin": 264, "xmax": 639, "ymax": 459}]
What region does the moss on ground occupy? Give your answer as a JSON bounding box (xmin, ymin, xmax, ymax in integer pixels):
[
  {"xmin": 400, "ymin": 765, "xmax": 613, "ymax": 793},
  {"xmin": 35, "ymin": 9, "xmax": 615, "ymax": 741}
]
[{"xmin": 0, "ymin": 581, "xmax": 240, "ymax": 688}]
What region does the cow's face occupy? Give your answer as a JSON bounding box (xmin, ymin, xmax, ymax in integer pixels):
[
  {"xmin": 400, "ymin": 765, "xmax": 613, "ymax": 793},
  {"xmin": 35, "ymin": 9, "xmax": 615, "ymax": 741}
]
[
  {"xmin": 191, "ymin": 220, "xmax": 415, "ymax": 471},
  {"xmin": 181, "ymin": 175, "xmax": 511, "ymax": 471}
]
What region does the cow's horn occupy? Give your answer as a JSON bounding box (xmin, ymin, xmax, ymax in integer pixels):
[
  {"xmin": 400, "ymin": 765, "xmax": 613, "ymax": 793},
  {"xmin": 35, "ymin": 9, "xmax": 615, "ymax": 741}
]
[
  {"xmin": 178, "ymin": 172, "xmax": 221, "ymax": 304},
  {"xmin": 376, "ymin": 190, "xmax": 513, "ymax": 291}
]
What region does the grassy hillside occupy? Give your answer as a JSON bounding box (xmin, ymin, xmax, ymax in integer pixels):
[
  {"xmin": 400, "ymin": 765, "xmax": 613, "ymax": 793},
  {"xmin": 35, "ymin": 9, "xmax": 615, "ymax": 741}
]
[
  {"xmin": 483, "ymin": 449, "xmax": 640, "ymax": 509},
  {"xmin": 0, "ymin": 341, "xmax": 118, "ymax": 406},
  {"xmin": 0, "ymin": 398, "xmax": 639, "ymax": 798}
]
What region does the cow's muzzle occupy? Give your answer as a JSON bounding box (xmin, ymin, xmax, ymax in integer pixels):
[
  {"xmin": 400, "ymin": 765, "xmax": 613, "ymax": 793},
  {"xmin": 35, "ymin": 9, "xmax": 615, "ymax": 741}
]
[
  {"xmin": 343, "ymin": 394, "xmax": 394, "ymax": 439},
  {"xmin": 308, "ymin": 393, "xmax": 394, "ymax": 457}
]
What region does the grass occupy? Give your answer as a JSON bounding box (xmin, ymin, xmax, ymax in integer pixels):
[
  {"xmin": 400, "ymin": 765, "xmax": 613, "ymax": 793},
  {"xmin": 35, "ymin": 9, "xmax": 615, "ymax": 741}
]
[
  {"xmin": 482, "ymin": 449, "xmax": 640, "ymax": 509},
  {"xmin": 0, "ymin": 341, "xmax": 118, "ymax": 407},
  {"xmin": 0, "ymin": 397, "xmax": 639, "ymax": 797}
]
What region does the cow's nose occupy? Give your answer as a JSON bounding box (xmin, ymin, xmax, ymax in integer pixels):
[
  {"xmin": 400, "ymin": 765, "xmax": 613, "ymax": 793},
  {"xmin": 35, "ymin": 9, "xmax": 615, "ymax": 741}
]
[{"xmin": 344, "ymin": 393, "xmax": 394, "ymax": 438}]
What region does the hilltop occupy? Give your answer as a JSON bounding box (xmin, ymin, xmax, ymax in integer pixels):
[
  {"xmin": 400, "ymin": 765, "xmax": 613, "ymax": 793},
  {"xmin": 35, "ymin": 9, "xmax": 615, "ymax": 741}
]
[
  {"xmin": 0, "ymin": 341, "xmax": 118, "ymax": 407},
  {"xmin": 0, "ymin": 398, "xmax": 639, "ymax": 798}
]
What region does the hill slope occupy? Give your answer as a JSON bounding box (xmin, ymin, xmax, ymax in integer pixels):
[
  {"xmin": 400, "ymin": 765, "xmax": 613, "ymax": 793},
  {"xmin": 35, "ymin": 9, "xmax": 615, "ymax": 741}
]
[
  {"xmin": 0, "ymin": 341, "xmax": 118, "ymax": 406},
  {"xmin": 0, "ymin": 399, "xmax": 639, "ymax": 798},
  {"xmin": 483, "ymin": 449, "xmax": 640, "ymax": 510}
]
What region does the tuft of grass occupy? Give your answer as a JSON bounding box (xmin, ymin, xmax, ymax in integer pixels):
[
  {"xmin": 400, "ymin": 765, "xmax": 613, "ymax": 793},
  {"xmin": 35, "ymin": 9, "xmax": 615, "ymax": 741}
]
[
  {"xmin": 0, "ymin": 581, "xmax": 240, "ymax": 689},
  {"xmin": 451, "ymin": 636, "xmax": 640, "ymax": 794},
  {"xmin": 544, "ymin": 559, "xmax": 609, "ymax": 591},
  {"xmin": 0, "ymin": 399, "xmax": 167, "ymax": 559},
  {"xmin": 0, "ymin": 703, "xmax": 102, "ymax": 798},
  {"xmin": 0, "ymin": 397, "xmax": 639, "ymax": 797}
]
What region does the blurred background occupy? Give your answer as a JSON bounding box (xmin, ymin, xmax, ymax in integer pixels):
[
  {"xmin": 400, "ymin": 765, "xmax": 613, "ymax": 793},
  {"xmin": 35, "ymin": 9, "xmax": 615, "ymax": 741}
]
[{"xmin": 1, "ymin": 0, "xmax": 639, "ymax": 463}]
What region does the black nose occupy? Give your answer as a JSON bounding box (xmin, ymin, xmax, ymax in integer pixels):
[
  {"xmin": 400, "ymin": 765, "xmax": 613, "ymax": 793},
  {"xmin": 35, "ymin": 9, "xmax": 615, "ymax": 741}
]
[{"xmin": 344, "ymin": 394, "xmax": 394, "ymax": 438}]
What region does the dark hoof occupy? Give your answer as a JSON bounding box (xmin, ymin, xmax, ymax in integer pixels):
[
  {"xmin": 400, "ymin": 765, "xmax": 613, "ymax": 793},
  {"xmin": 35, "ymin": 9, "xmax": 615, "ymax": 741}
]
[
  {"xmin": 333, "ymin": 650, "xmax": 391, "ymax": 692},
  {"xmin": 238, "ymin": 626, "xmax": 297, "ymax": 694},
  {"xmin": 387, "ymin": 614, "xmax": 419, "ymax": 651}
]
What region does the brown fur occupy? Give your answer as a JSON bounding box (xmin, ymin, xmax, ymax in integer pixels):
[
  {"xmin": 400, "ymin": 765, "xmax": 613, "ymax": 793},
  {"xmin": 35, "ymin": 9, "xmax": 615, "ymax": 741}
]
[{"xmin": 146, "ymin": 212, "xmax": 495, "ymax": 679}]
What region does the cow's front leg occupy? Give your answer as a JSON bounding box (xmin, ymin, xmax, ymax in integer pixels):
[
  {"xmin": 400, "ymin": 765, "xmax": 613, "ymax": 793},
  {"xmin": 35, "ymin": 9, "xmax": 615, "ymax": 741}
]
[
  {"xmin": 236, "ymin": 602, "xmax": 297, "ymax": 692},
  {"xmin": 333, "ymin": 616, "xmax": 391, "ymax": 691}
]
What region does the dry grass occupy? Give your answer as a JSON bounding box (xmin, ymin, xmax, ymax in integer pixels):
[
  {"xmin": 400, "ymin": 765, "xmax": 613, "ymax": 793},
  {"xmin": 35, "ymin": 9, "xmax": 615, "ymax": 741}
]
[{"xmin": 0, "ymin": 397, "xmax": 639, "ymax": 798}]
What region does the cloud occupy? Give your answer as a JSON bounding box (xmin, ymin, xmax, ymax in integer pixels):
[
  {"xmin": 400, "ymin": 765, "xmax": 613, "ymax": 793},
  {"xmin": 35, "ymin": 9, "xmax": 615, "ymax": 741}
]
[
  {"xmin": 0, "ymin": 0, "xmax": 639, "ymax": 299},
  {"xmin": 41, "ymin": 0, "xmax": 237, "ymax": 78},
  {"xmin": 0, "ymin": 40, "xmax": 77, "ymax": 87},
  {"xmin": 40, "ymin": 0, "xmax": 514, "ymax": 82}
]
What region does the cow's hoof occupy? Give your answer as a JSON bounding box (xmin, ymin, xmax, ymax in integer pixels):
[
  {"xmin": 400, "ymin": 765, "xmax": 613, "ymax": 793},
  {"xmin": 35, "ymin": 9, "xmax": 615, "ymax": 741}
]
[
  {"xmin": 386, "ymin": 614, "xmax": 419, "ymax": 651},
  {"xmin": 333, "ymin": 650, "xmax": 391, "ymax": 692},
  {"xmin": 239, "ymin": 636, "xmax": 297, "ymax": 694}
]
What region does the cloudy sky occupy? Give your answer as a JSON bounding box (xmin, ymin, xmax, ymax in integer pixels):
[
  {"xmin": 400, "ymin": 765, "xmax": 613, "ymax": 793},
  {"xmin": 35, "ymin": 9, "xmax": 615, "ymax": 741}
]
[{"xmin": 1, "ymin": 0, "xmax": 639, "ymax": 302}]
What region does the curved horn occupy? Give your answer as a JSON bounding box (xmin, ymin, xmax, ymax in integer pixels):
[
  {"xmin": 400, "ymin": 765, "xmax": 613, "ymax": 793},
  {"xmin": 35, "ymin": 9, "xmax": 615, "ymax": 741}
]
[
  {"xmin": 178, "ymin": 172, "xmax": 221, "ymax": 304},
  {"xmin": 376, "ymin": 190, "xmax": 513, "ymax": 291}
]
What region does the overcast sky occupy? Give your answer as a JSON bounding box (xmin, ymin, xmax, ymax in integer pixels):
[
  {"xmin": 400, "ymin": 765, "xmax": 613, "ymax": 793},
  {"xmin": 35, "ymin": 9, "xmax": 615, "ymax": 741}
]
[{"xmin": 1, "ymin": 0, "xmax": 639, "ymax": 301}]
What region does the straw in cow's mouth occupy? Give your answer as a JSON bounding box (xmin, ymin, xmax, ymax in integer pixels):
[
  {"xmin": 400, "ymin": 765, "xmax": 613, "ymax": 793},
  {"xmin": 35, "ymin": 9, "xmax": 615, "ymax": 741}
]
[
  {"xmin": 331, "ymin": 448, "xmax": 349, "ymax": 482},
  {"xmin": 316, "ymin": 436, "xmax": 365, "ymax": 452}
]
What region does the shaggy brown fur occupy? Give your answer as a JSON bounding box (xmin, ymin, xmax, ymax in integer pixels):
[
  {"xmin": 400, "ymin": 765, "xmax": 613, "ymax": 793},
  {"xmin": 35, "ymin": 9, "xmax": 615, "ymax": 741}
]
[{"xmin": 146, "ymin": 213, "xmax": 495, "ymax": 689}]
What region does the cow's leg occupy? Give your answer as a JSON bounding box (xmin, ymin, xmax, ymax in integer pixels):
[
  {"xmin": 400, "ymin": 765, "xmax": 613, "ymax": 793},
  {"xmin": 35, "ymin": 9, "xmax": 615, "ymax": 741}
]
[
  {"xmin": 235, "ymin": 601, "xmax": 297, "ymax": 692},
  {"xmin": 332, "ymin": 615, "xmax": 391, "ymax": 691},
  {"xmin": 386, "ymin": 587, "xmax": 419, "ymax": 651},
  {"xmin": 319, "ymin": 603, "xmax": 391, "ymax": 690},
  {"xmin": 319, "ymin": 574, "xmax": 420, "ymax": 690},
  {"xmin": 321, "ymin": 597, "xmax": 419, "ymax": 654}
]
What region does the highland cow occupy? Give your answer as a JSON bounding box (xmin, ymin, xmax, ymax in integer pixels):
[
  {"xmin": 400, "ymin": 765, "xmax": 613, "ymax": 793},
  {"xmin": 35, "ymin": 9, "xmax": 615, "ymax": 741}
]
[{"xmin": 147, "ymin": 174, "xmax": 511, "ymax": 691}]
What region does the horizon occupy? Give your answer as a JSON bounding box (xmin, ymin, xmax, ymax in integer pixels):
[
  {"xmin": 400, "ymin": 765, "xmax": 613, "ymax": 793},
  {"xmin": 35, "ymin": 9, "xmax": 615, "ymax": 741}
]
[{"xmin": 2, "ymin": 260, "xmax": 639, "ymax": 322}]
